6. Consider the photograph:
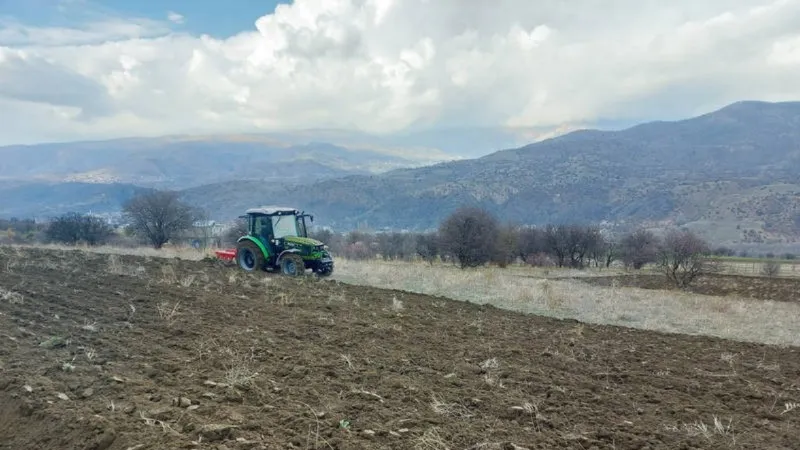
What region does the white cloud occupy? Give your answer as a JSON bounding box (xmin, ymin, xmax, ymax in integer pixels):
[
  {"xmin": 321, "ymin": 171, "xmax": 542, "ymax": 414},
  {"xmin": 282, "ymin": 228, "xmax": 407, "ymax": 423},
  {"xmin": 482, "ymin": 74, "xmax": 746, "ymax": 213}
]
[
  {"xmin": 1, "ymin": 0, "xmax": 800, "ymax": 145},
  {"xmin": 167, "ymin": 11, "xmax": 184, "ymax": 25}
]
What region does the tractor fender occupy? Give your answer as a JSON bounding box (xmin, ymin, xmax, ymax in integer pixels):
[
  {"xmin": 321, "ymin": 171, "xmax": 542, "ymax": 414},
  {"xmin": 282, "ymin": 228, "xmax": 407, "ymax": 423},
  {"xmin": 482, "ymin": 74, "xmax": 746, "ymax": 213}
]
[
  {"xmin": 277, "ymin": 249, "xmax": 302, "ymax": 262},
  {"xmin": 237, "ymin": 236, "xmax": 269, "ymax": 259}
]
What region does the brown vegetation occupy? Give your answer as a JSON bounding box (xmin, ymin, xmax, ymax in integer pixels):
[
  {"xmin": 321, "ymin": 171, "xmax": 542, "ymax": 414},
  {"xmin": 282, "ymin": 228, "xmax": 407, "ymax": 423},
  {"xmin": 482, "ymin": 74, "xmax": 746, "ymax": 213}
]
[
  {"xmin": 438, "ymin": 207, "xmax": 500, "ymax": 268},
  {"xmin": 44, "ymin": 212, "xmax": 114, "ymax": 246},
  {"xmin": 658, "ymin": 229, "xmax": 718, "ymax": 288}
]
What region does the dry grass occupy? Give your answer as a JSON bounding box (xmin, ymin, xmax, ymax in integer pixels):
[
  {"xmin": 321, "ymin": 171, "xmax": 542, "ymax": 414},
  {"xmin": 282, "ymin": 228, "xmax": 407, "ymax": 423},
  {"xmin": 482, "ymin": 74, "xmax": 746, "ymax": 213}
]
[
  {"xmin": 155, "ymin": 301, "xmax": 181, "ymax": 326},
  {"xmin": 664, "ymin": 416, "xmax": 736, "ymax": 445},
  {"xmin": 331, "ymin": 258, "xmax": 800, "ymax": 347}
]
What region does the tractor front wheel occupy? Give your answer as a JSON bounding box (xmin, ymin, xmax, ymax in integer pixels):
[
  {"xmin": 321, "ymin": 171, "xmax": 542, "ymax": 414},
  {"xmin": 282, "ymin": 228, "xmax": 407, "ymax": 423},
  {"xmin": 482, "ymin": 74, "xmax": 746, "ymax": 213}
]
[
  {"xmin": 236, "ymin": 241, "xmax": 264, "ymax": 272},
  {"xmin": 280, "ymin": 253, "xmax": 305, "ymax": 277}
]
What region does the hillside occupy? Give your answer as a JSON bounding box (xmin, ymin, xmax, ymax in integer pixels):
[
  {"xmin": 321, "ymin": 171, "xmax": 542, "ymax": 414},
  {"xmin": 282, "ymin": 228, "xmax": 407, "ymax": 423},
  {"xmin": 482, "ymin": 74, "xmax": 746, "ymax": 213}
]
[
  {"xmin": 2, "ymin": 100, "xmax": 799, "ymax": 245},
  {"xmin": 0, "ymin": 134, "xmax": 447, "ymax": 190},
  {"xmin": 0, "ymin": 133, "xmax": 457, "ymax": 218},
  {"xmin": 183, "ymin": 101, "xmax": 800, "ymax": 243},
  {"xmin": 0, "ymin": 180, "xmax": 150, "ymax": 219}
]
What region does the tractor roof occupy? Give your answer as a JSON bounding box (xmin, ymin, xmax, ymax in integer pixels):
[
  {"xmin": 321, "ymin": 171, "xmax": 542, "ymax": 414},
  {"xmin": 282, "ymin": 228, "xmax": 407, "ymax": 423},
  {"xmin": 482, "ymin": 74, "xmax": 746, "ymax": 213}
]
[{"xmin": 244, "ymin": 206, "xmax": 300, "ymax": 216}]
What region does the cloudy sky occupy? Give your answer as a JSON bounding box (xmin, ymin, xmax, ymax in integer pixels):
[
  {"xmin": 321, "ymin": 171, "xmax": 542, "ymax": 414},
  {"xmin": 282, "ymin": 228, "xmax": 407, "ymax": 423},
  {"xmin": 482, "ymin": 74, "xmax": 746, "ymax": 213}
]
[{"xmin": 0, "ymin": 0, "xmax": 799, "ymax": 146}]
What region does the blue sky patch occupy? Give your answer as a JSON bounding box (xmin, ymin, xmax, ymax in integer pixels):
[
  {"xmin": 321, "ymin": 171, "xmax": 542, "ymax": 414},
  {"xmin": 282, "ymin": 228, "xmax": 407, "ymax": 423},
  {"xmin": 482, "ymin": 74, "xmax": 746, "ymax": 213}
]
[{"xmin": 0, "ymin": 0, "xmax": 289, "ymax": 37}]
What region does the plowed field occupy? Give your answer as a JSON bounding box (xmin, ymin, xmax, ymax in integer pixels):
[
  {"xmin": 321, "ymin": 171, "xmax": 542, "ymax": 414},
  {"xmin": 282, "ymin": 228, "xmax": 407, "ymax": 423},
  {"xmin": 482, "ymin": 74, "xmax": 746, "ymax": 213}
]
[{"xmin": 1, "ymin": 247, "xmax": 798, "ymax": 449}]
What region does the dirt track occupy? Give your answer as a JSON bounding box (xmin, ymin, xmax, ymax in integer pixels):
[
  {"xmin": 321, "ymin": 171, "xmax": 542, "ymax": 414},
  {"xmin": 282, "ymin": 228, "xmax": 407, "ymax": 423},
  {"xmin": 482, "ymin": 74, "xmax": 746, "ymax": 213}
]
[{"xmin": 1, "ymin": 247, "xmax": 799, "ymax": 449}]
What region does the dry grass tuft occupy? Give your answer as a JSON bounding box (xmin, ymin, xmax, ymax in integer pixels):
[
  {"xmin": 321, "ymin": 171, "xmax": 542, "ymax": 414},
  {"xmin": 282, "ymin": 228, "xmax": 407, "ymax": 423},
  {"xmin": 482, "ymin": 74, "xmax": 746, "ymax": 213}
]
[
  {"xmin": 179, "ymin": 274, "xmax": 196, "ymax": 288},
  {"xmin": 106, "ymin": 254, "xmax": 146, "ymax": 277},
  {"xmin": 196, "ymin": 339, "xmax": 260, "ymax": 389},
  {"xmin": 782, "ymin": 402, "xmax": 799, "ymax": 415},
  {"xmin": 430, "ymin": 395, "xmax": 473, "ymax": 418},
  {"xmin": 160, "ymin": 265, "xmax": 178, "ymax": 284},
  {"xmin": 414, "ymin": 427, "xmax": 450, "ymax": 450},
  {"xmin": 391, "ymin": 296, "xmax": 404, "ymax": 312},
  {"xmin": 678, "ymin": 416, "xmax": 736, "ymax": 443},
  {"xmin": 0, "ymin": 287, "xmax": 24, "ymax": 304},
  {"xmin": 80, "ymin": 320, "xmax": 99, "ymax": 332},
  {"xmin": 156, "ymin": 301, "xmax": 181, "ymax": 326}
]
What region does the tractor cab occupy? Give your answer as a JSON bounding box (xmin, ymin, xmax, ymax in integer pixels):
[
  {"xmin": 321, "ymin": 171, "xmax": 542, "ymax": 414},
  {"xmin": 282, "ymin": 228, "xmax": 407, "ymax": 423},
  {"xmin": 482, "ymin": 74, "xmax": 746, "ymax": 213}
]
[
  {"xmin": 233, "ymin": 206, "xmax": 333, "ymax": 277},
  {"xmin": 242, "ymin": 206, "xmax": 311, "ymax": 247}
]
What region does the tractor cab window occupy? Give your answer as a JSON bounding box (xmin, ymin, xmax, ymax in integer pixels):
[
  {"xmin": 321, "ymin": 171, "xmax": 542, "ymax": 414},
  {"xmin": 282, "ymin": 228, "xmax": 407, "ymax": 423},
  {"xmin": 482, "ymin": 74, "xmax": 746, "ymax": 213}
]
[
  {"xmin": 296, "ymin": 216, "xmax": 308, "ymax": 238},
  {"xmin": 271, "ymin": 214, "xmax": 298, "ymax": 239},
  {"xmin": 254, "ymin": 216, "xmax": 272, "ymax": 240}
]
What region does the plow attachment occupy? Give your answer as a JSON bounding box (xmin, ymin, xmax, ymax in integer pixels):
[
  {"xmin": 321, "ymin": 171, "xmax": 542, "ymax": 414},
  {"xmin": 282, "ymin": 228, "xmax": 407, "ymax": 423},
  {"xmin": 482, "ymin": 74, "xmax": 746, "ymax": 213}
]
[{"xmin": 214, "ymin": 249, "xmax": 236, "ymax": 262}]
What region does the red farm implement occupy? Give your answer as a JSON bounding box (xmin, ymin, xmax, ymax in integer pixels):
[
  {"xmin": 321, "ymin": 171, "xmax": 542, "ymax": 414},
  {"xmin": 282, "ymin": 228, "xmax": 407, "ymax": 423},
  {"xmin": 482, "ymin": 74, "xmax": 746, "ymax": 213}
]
[{"xmin": 214, "ymin": 249, "xmax": 236, "ymax": 262}]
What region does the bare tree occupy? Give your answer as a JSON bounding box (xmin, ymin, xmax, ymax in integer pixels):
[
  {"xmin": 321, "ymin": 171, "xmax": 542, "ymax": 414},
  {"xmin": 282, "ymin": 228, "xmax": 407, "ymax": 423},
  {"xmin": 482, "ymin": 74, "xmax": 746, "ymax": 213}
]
[
  {"xmin": 342, "ymin": 241, "xmax": 374, "ymax": 260},
  {"xmin": 376, "ymin": 232, "xmax": 416, "ymax": 261},
  {"xmin": 492, "ymin": 224, "xmax": 519, "ymax": 268},
  {"xmin": 657, "ymin": 229, "xmax": 713, "ymax": 288},
  {"xmin": 516, "ymin": 226, "xmax": 546, "ymax": 265},
  {"xmin": 439, "ymin": 207, "xmax": 499, "ymax": 269},
  {"xmin": 45, "ymin": 213, "xmax": 82, "ymax": 245},
  {"xmin": 591, "ymin": 237, "xmax": 618, "ymax": 268},
  {"xmin": 543, "ymin": 224, "xmax": 602, "ymax": 268},
  {"xmin": 621, "ymin": 228, "xmax": 660, "ymax": 270},
  {"xmin": 122, "ymin": 191, "xmax": 199, "ymax": 249},
  {"xmin": 544, "ymin": 224, "xmax": 571, "ymax": 267},
  {"xmin": 223, "ymin": 217, "xmax": 249, "ymax": 246},
  {"xmin": 415, "ymin": 232, "xmax": 440, "ymax": 265},
  {"xmin": 762, "ymin": 260, "xmax": 781, "ymax": 277},
  {"xmin": 571, "ymin": 226, "xmax": 603, "ymax": 269},
  {"xmin": 80, "ymin": 215, "xmax": 114, "ymax": 245}
]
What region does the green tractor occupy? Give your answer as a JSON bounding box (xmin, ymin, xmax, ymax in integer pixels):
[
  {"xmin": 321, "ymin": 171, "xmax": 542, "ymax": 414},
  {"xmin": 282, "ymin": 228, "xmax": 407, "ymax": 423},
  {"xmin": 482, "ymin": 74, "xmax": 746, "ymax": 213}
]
[{"xmin": 230, "ymin": 206, "xmax": 333, "ymax": 277}]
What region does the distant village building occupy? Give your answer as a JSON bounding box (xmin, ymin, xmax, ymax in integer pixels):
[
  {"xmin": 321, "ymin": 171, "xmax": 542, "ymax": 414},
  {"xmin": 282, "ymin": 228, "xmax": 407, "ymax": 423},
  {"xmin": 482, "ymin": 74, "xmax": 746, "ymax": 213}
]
[{"xmin": 176, "ymin": 220, "xmax": 226, "ymax": 249}]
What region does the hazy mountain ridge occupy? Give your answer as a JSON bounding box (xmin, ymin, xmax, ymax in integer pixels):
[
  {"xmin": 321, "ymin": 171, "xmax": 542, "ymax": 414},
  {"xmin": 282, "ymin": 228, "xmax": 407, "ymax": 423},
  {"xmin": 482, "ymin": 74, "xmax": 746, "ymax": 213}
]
[
  {"xmin": 0, "ymin": 134, "xmax": 455, "ymax": 190},
  {"xmin": 181, "ymin": 101, "xmax": 800, "ymax": 244},
  {"xmin": 0, "ymin": 180, "xmax": 150, "ymax": 219},
  {"xmin": 2, "ymin": 101, "xmax": 799, "ymax": 246}
]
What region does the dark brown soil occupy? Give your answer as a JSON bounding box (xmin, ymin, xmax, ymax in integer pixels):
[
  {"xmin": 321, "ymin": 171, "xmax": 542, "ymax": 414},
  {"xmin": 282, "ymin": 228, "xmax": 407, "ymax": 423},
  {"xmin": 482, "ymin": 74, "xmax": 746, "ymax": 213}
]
[
  {"xmin": 581, "ymin": 272, "xmax": 800, "ymax": 303},
  {"xmin": 1, "ymin": 247, "xmax": 799, "ymax": 450}
]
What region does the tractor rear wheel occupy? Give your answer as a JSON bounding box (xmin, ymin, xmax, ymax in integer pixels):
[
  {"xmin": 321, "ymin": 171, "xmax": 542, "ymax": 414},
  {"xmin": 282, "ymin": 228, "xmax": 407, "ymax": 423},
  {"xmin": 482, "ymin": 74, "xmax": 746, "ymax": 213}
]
[
  {"xmin": 236, "ymin": 241, "xmax": 264, "ymax": 272},
  {"xmin": 280, "ymin": 253, "xmax": 305, "ymax": 277}
]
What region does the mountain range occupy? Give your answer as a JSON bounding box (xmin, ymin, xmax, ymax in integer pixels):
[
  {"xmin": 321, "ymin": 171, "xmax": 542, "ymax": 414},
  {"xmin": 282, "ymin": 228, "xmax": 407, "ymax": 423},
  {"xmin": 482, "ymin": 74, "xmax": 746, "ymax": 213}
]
[
  {"xmin": 2, "ymin": 100, "xmax": 799, "ymax": 245},
  {"xmin": 0, "ymin": 135, "xmax": 450, "ymax": 189}
]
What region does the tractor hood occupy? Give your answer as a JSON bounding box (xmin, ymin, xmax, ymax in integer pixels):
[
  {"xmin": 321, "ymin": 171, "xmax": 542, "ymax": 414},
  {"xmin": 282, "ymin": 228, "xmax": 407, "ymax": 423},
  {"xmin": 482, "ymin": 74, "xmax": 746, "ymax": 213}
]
[{"xmin": 283, "ymin": 235, "xmax": 324, "ymax": 247}]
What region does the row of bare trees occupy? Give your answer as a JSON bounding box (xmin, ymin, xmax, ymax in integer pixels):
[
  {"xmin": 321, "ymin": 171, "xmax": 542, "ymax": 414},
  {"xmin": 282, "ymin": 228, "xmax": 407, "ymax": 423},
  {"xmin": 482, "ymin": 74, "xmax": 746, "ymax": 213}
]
[
  {"xmin": 30, "ymin": 191, "xmax": 201, "ymax": 249},
  {"xmin": 311, "ymin": 206, "xmax": 718, "ymax": 287},
  {"xmin": 9, "ymin": 195, "xmax": 721, "ymax": 287}
]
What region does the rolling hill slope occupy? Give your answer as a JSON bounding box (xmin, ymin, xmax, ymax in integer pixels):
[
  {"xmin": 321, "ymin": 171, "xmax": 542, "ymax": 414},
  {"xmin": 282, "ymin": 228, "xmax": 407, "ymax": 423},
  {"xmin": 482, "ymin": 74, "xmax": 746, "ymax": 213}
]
[
  {"xmin": 183, "ymin": 101, "xmax": 800, "ymax": 243},
  {"xmin": 0, "ymin": 180, "xmax": 150, "ymax": 219},
  {"xmin": 0, "ymin": 134, "xmax": 448, "ymax": 189},
  {"xmin": 2, "ymin": 100, "xmax": 799, "ymax": 245}
]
